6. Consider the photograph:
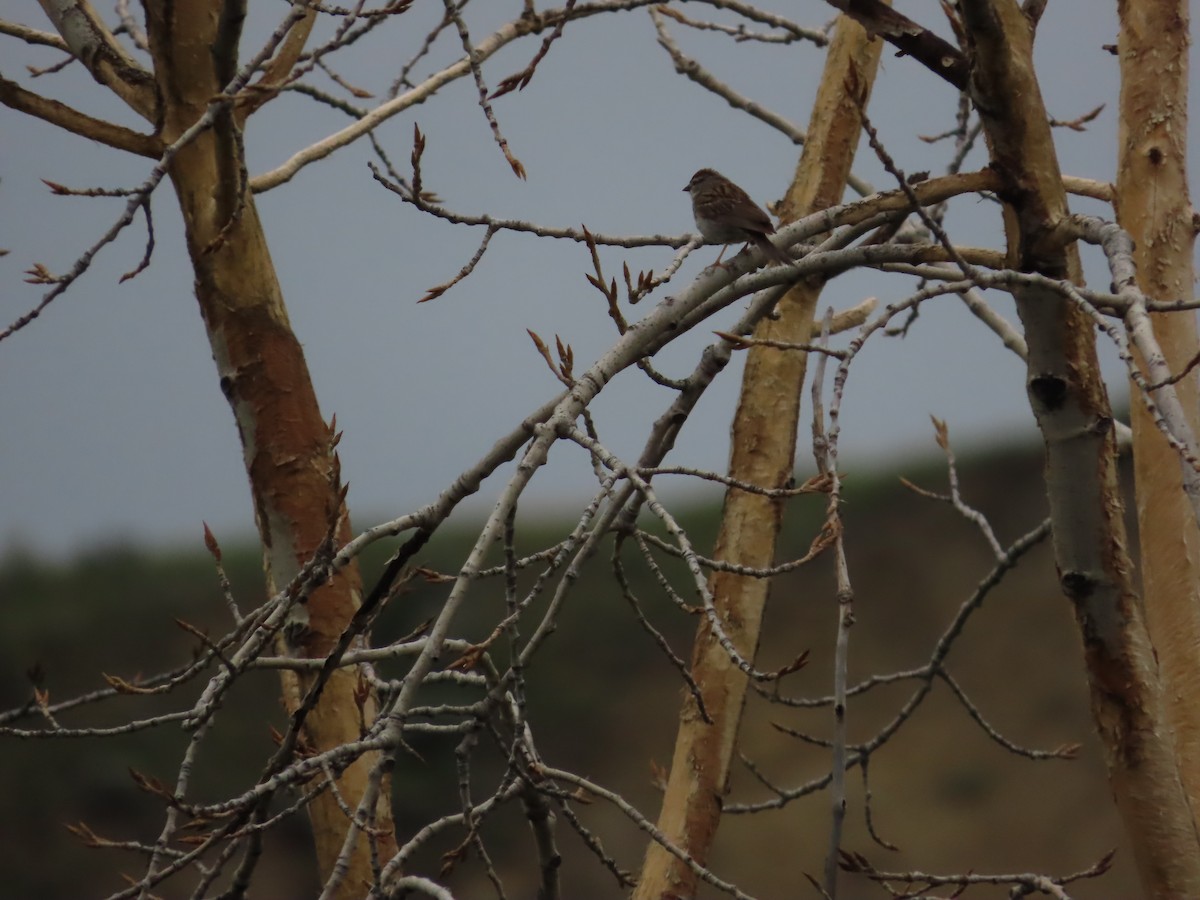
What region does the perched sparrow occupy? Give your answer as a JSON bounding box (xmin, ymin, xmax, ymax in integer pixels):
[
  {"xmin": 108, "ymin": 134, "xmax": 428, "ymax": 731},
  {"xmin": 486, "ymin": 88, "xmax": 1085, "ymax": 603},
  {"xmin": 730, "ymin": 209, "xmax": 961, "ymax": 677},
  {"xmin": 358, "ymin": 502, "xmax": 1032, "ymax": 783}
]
[{"xmin": 683, "ymin": 168, "xmax": 794, "ymax": 268}]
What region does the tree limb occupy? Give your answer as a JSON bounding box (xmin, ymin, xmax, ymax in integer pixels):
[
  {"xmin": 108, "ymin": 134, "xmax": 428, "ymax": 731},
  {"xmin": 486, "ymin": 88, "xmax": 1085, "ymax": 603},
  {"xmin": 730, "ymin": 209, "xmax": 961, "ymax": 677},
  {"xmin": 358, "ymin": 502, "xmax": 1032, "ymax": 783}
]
[
  {"xmin": 0, "ymin": 74, "xmax": 160, "ymax": 156},
  {"xmin": 236, "ymin": 2, "xmax": 317, "ymax": 122},
  {"xmin": 0, "ymin": 16, "xmax": 68, "ymax": 50},
  {"xmin": 36, "ymin": 0, "xmax": 158, "ymax": 121},
  {"xmin": 825, "ymin": 0, "xmax": 969, "ymax": 90},
  {"xmin": 249, "ymin": 0, "xmax": 661, "ymax": 192}
]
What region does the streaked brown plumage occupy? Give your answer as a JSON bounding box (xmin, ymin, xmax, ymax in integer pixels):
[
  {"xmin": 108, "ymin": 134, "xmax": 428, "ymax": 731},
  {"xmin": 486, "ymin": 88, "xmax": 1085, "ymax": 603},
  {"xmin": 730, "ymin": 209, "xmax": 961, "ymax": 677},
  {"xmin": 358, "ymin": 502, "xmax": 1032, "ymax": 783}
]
[{"xmin": 683, "ymin": 168, "xmax": 794, "ymax": 268}]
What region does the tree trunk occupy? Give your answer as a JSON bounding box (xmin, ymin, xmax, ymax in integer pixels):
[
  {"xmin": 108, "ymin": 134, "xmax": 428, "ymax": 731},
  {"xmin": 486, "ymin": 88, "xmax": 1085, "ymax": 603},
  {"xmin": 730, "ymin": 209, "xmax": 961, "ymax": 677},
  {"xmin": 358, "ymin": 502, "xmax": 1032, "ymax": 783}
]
[
  {"xmin": 146, "ymin": 6, "xmax": 396, "ymax": 895},
  {"xmin": 1116, "ymin": 0, "xmax": 1200, "ymax": 814},
  {"xmin": 958, "ymin": 0, "xmax": 1200, "ymax": 893},
  {"xmin": 633, "ymin": 14, "xmax": 884, "ymax": 899}
]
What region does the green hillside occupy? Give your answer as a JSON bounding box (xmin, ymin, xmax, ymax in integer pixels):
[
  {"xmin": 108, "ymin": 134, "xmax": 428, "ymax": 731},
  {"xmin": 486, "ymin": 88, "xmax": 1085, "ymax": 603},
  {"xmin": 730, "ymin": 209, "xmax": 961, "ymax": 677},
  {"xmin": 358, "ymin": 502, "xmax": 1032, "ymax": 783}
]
[{"xmin": 0, "ymin": 440, "xmax": 1136, "ymax": 898}]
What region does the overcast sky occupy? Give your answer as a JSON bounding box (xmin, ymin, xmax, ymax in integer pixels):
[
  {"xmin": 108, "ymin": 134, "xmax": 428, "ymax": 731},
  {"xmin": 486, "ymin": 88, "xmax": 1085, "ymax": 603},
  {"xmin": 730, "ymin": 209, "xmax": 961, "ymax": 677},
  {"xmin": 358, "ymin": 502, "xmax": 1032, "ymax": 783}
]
[{"xmin": 2, "ymin": 2, "xmax": 1196, "ymax": 559}]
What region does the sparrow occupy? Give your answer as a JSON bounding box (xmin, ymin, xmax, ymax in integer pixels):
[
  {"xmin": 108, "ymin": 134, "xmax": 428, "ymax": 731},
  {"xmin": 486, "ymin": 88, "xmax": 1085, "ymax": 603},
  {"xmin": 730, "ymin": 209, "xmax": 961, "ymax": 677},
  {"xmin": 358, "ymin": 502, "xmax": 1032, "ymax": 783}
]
[{"xmin": 683, "ymin": 168, "xmax": 795, "ymax": 268}]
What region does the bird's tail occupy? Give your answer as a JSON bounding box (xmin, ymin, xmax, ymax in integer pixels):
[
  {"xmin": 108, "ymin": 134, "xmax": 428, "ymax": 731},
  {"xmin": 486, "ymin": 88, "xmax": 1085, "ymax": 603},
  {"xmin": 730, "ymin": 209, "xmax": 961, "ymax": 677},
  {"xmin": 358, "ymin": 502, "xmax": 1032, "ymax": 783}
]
[{"xmin": 753, "ymin": 233, "xmax": 797, "ymax": 268}]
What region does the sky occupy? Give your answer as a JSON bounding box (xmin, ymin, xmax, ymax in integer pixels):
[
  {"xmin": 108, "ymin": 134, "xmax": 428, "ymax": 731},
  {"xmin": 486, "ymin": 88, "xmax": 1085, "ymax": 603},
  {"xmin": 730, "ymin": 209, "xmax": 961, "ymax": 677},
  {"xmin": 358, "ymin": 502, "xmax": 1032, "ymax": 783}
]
[{"xmin": 1, "ymin": 1, "xmax": 1196, "ymax": 559}]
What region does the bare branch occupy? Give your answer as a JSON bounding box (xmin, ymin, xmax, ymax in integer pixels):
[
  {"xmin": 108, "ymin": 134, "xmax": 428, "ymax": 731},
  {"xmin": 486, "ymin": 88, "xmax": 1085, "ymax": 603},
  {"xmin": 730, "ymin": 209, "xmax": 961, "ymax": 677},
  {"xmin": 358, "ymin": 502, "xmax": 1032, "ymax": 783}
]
[
  {"xmin": 0, "ymin": 17, "xmax": 68, "ymax": 50},
  {"xmin": 0, "ymin": 73, "xmax": 160, "ymax": 156},
  {"xmin": 236, "ymin": 2, "xmax": 318, "ymax": 120},
  {"xmin": 36, "ymin": 0, "xmax": 157, "ymax": 119},
  {"xmin": 823, "ymin": 0, "xmax": 970, "ymax": 90},
  {"xmin": 490, "ymin": 0, "xmax": 577, "ymax": 99},
  {"xmin": 252, "ymin": 1, "xmax": 668, "ymax": 192}
]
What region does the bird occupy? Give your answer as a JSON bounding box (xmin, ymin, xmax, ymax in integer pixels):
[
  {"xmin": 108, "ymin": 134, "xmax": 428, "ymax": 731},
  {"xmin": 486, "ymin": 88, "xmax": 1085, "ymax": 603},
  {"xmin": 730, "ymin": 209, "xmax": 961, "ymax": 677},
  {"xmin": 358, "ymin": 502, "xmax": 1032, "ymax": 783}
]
[{"xmin": 682, "ymin": 168, "xmax": 795, "ymax": 268}]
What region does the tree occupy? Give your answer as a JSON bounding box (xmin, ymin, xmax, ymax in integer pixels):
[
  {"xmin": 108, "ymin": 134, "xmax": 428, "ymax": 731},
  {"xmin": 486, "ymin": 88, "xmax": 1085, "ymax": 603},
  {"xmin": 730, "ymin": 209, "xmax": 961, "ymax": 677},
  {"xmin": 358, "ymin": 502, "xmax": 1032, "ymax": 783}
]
[{"xmin": 1, "ymin": 1, "xmax": 1197, "ymax": 898}]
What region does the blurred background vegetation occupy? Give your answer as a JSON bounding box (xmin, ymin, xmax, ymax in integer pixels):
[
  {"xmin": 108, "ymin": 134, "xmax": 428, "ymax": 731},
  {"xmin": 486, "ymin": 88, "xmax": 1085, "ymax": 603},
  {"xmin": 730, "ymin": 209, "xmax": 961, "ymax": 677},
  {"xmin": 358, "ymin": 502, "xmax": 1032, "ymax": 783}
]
[{"xmin": 0, "ymin": 436, "xmax": 1137, "ymax": 898}]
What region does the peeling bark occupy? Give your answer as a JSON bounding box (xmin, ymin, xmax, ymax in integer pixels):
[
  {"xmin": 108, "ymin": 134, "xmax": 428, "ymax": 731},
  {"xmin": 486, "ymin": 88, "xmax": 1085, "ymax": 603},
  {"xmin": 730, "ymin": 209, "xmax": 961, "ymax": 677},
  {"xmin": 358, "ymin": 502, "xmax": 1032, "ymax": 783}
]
[
  {"xmin": 633, "ymin": 14, "xmax": 884, "ymax": 900},
  {"xmin": 957, "ymin": 0, "xmax": 1200, "ymax": 893},
  {"xmin": 36, "ymin": 0, "xmax": 157, "ymax": 120},
  {"xmin": 1117, "ymin": 0, "xmax": 1200, "ymax": 817},
  {"xmin": 146, "ymin": 5, "xmax": 397, "ymax": 891}
]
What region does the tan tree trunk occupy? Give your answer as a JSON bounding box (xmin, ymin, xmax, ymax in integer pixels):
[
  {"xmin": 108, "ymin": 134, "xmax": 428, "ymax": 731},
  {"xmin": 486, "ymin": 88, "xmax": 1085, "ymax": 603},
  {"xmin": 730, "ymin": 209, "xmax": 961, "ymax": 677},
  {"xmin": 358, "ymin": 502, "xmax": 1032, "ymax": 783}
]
[
  {"xmin": 633, "ymin": 15, "xmax": 884, "ymax": 899},
  {"xmin": 1116, "ymin": 0, "xmax": 1200, "ymax": 813},
  {"xmin": 956, "ymin": 0, "xmax": 1200, "ymax": 893},
  {"xmin": 145, "ymin": 13, "xmax": 395, "ymax": 896},
  {"xmin": 13, "ymin": 3, "xmax": 402, "ymax": 893}
]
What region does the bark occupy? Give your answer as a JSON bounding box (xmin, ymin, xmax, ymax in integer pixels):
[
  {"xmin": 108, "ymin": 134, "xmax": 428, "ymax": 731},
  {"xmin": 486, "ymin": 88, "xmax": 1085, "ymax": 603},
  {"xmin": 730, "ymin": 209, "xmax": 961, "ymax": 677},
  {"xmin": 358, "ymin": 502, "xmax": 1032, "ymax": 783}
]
[
  {"xmin": 1116, "ymin": 0, "xmax": 1200, "ymax": 813},
  {"xmin": 823, "ymin": 0, "xmax": 968, "ymax": 90},
  {"xmin": 236, "ymin": 5, "xmax": 317, "ymax": 122},
  {"xmin": 957, "ymin": 0, "xmax": 1200, "ymax": 893},
  {"xmin": 35, "ymin": 0, "xmax": 156, "ymax": 120},
  {"xmin": 141, "ymin": 7, "xmax": 396, "ymax": 895},
  {"xmin": 632, "ymin": 15, "xmax": 884, "ymax": 900},
  {"xmin": 25, "ymin": 1, "xmax": 397, "ymax": 892},
  {"xmin": 0, "ymin": 74, "xmax": 160, "ymax": 156}
]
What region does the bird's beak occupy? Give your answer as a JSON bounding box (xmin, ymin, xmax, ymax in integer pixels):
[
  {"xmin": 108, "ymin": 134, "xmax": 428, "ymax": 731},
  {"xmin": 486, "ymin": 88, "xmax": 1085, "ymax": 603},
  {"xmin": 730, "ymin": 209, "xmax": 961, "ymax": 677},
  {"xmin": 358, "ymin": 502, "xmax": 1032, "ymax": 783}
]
[{"xmin": 681, "ymin": 185, "xmax": 688, "ymax": 192}]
